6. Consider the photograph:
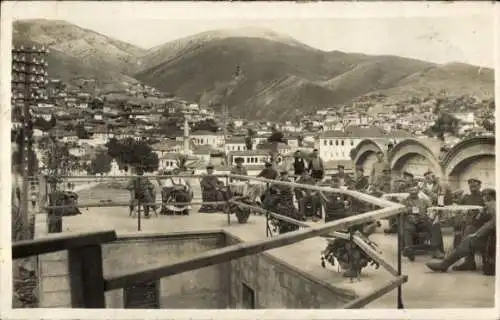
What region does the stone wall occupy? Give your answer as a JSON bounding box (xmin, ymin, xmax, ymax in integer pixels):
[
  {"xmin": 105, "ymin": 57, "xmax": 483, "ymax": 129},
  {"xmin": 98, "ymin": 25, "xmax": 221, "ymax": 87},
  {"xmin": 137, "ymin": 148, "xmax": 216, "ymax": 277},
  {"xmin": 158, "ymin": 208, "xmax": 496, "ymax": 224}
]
[
  {"xmin": 102, "ymin": 232, "xmax": 228, "ymax": 309},
  {"xmin": 225, "ymin": 234, "xmax": 353, "ymax": 308}
]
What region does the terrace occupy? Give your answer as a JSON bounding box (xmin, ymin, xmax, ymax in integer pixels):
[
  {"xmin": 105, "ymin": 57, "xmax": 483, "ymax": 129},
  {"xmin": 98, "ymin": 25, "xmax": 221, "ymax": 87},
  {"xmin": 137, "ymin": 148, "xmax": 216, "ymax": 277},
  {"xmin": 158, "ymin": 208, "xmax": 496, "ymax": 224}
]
[{"xmin": 12, "ymin": 174, "xmax": 496, "ymax": 309}]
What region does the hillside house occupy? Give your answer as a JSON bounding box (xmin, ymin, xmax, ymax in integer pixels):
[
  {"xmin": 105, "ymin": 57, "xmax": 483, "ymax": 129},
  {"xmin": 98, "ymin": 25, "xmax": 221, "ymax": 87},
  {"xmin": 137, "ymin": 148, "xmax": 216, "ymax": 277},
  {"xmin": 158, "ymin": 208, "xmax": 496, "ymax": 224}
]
[
  {"xmin": 225, "ymin": 136, "xmax": 247, "ymax": 152},
  {"xmin": 190, "ymin": 130, "xmax": 225, "ymax": 148},
  {"xmin": 227, "ymin": 150, "xmax": 270, "ymax": 167}
]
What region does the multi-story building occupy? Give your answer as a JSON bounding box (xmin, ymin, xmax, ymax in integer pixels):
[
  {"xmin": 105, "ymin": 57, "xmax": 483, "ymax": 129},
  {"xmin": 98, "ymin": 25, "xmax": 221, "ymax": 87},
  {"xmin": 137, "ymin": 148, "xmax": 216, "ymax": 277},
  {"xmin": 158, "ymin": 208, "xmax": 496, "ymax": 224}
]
[
  {"xmin": 190, "ymin": 130, "xmax": 225, "ymax": 149},
  {"xmin": 319, "ymin": 126, "xmax": 410, "ymax": 161},
  {"xmin": 225, "ymin": 136, "xmax": 247, "ymax": 152}
]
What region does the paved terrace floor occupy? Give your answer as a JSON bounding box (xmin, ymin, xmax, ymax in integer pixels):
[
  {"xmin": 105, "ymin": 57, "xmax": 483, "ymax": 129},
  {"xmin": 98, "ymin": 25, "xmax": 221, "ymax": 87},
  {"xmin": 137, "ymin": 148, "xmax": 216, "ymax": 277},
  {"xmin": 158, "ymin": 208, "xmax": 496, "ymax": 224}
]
[{"xmin": 59, "ymin": 185, "xmax": 496, "ymax": 309}]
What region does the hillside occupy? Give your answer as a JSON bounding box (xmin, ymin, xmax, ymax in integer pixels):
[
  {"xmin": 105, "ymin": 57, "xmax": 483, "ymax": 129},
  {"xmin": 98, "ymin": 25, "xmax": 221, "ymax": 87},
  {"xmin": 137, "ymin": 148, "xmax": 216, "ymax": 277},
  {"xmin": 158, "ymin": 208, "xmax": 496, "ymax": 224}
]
[
  {"xmin": 135, "ymin": 34, "xmax": 493, "ymax": 120},
  {"xmin": 14, "ymin": 19, "xmax": 146, "ymax": 73}
]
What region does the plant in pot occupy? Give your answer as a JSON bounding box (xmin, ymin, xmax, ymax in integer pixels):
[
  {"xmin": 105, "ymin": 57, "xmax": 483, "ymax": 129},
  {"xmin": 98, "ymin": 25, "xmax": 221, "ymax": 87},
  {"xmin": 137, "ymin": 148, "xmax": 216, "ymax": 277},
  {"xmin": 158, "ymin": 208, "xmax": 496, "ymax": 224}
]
[{"xmin": 234, "ymin": 198, "xmax": 252, "ymax": 223}]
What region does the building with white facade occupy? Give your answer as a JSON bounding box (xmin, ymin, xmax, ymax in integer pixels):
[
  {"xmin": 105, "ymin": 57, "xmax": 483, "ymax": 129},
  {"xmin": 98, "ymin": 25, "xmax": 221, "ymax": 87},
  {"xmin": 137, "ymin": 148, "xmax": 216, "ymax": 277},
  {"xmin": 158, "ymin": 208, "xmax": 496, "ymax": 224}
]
[
  {"xmin": 190, "ymin": 130, "xmax": 225, "ymax": 149},
  {"xmin": 319, "ymin": 126, "xmax": 410, "ymax": 162}
]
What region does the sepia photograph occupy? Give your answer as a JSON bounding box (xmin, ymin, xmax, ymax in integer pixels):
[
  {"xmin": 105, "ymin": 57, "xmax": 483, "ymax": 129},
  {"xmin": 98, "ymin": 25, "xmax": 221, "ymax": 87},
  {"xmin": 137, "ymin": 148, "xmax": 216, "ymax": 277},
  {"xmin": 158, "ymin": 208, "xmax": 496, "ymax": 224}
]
[{"xmin": 1, "ymin": 1, "xmax": 497, "ymax": 319}]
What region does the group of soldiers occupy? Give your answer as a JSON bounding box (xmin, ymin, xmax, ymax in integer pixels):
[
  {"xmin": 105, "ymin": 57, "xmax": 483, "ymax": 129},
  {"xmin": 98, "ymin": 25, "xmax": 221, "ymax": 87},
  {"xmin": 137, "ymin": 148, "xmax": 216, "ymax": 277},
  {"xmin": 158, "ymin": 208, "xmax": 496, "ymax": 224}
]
[
  {"xmin": 126, "ymin": 150, "xmax": 495, "ymax": 276},
  {"xmin": 258, "ymin": 150, "xmax": 496, "ymax": 276}
]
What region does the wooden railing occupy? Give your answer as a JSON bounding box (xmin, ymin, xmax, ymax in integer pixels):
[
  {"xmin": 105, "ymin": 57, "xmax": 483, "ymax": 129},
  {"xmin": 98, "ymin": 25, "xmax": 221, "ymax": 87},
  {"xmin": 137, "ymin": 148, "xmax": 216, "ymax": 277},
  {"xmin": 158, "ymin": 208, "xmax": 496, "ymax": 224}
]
[{"xmin": 18, "ymin": 173, "xmax": 408, "ymax": 309}]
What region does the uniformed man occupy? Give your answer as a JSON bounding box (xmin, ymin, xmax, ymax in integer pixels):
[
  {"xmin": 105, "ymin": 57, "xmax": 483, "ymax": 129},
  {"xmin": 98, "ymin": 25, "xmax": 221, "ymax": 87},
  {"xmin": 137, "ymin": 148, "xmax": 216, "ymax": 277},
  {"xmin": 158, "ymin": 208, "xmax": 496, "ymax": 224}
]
[
  {"xmin": 370, "ymin": 151, "xmax": 389, "ymax": 186},
  {"xmin": 421, "ymin": 171, "xmax": 440, "ymax": 204},
  {"xmin": 295, "ymin": 170, "xmax": 318, "ymax": 219},
  {"xmin": 352, "ymin": 166, "xmax": 369, "ymax": 191},
  {"xmin": 257, "ymin": 160, "xmax": 279, "ymax": 180},
  {"xmin": 199, "ymin": 164, "xmax": 224, "ymax": 213},
  {"xmin": 452, "ymin": 177, "xmax": 486, "ymax": 271},
  {"xmin": 126, "ymin": 166, "xmax": 155, "ymax": 218},
  {"xmin": 370, "ymin": 166, "xmax": 392, "ymax": 196},
  {"xmin": 402, "ymin": 171, "xmax": 416, "ymax": 191},
  {"xmin": 333, "ymin": 164, "xmax": 351, "ymax": 187},
  {"xmin": 230, "ymin": 157, "xmax": 248, "ymax": 182},
  {"xmin": 426, "ymin": 188, "xmax": 496, "ymax": 274},
  {"xmin": 307, "ymin": 149, "xmax": 325, "ymax": 181},
  {"xmin": 323, "ymin": 177, "xmax": 350, "ymax": 222},
  {"xmin": 402, "ymin": 186, "xmax": 445, "ymax": 261}
]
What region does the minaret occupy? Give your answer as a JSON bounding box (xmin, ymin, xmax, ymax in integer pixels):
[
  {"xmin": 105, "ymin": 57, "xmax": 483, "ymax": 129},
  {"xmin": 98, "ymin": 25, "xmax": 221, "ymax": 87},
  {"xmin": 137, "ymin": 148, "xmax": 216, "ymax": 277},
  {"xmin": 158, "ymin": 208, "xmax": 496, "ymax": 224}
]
[{"xmin": 183, "ymin": 115, "xmax": 190, "ymax": 156}]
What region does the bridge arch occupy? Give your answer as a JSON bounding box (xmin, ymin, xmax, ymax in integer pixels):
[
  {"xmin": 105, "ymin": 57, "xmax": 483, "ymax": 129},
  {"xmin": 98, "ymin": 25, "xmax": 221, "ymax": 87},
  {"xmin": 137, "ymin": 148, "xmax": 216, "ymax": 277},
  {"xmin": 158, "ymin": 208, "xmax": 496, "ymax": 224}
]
[
  {"xmin": 442, "ymin": 136, "xmax": 495, "ymax": 190},
  {"xmin": 351, "ymin": 139, "xmax": 386, "ymax": 173},
  {"xmin": 389, "ymin": 138, "xmax": 442, "ymax": 177}
]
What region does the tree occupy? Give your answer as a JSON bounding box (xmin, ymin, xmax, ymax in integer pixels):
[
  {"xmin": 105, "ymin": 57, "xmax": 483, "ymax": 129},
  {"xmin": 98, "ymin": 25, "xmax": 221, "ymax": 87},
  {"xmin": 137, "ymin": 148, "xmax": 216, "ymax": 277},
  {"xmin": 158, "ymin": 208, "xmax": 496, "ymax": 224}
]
[
  {"xmin": 89, "ymin": 151, "xmax": 112, "ymax": 175},
  {"xmin": 427, "ymin": 112, "xmax": 460, "ymax": 140},
  {"xmin": 482, "ymin": 119, "xmax": 495, "ymax": 132},
  {"xmin": 105, "ymin": 137, "xmax": 159, "ymax": 172}
]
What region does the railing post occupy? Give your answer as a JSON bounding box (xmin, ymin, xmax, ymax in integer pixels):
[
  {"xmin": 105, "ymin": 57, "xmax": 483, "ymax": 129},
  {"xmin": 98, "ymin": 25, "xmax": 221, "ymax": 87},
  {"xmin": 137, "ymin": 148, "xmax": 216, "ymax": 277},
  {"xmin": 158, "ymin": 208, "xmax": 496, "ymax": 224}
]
[
  {"xmin": 68, "ymin": 244, "xmax": 106, "ymax": 308},
  {"xmin": 226, "ymin": 174, "xmax": 230, "ymax": 225},
  {"xmin": 265, "ymin": 182, "xmax": 270, "ymax": 237},
  {"xmin": 137, "ymin": 199, "xmax": 142, "ymax": 232},
  {"xmin": 396, "ymin": 212, "xmax": 405, "ymax": 309}
]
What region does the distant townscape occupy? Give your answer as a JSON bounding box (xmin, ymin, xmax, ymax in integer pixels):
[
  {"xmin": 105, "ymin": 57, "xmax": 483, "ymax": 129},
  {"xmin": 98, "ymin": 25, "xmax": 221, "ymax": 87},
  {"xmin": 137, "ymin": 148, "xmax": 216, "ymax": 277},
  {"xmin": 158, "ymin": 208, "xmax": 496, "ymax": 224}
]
[{"xmin": 10, "ymin": 20, "xmax": 496, "ymax": 179}]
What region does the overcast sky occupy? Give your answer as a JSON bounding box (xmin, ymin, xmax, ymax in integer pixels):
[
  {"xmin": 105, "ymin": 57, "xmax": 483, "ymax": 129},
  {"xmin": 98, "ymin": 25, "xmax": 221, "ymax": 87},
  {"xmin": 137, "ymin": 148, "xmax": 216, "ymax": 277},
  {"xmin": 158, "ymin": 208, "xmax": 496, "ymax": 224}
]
[{"xmin": 5, "ymin": 2, "xmax": 496, "ymax": 68}]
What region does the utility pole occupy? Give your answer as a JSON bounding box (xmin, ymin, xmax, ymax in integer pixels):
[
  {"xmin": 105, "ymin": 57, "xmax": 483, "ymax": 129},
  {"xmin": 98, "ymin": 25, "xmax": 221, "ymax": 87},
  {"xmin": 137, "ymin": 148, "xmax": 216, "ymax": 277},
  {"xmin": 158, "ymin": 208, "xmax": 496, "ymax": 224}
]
[{"xmin": 11, "ymin": 45, "xmax": 48, "ymax": 239}]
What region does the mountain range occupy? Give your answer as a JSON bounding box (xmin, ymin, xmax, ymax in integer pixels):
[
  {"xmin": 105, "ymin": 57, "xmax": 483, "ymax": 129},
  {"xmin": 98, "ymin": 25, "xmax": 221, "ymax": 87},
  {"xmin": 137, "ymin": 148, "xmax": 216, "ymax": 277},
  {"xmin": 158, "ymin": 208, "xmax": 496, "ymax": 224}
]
[{"xmin": 13, "ymin": 19, "xmax": 494, "ymax": 120}]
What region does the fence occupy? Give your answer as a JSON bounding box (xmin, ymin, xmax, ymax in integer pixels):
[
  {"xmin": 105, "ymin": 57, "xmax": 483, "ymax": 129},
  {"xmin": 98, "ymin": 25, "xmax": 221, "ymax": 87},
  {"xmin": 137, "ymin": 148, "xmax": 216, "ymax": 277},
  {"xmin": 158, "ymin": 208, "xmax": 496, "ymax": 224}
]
[{"xmin": 14, "ymin": 173, "xmax": 408, "ymax": 309}]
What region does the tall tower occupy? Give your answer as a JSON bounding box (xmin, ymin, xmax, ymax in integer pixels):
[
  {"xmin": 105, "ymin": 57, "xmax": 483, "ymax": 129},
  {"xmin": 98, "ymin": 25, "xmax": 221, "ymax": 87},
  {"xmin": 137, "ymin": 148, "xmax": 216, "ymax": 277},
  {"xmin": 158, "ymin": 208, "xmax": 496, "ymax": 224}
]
[
  {"xmin": 183, "ymin": 115, "xmax": 190, "ymax": 156},
  {"xmin": 222, "ymin": 104, "xmax": 228, "ymax": 140}
]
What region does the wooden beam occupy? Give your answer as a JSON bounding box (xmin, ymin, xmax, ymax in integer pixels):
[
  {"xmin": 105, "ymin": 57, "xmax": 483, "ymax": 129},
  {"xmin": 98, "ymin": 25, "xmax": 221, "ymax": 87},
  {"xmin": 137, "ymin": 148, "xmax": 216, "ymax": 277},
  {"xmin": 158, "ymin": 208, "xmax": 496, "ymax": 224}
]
[
  {"xmin": 12, "ymin": 230, "xmax": 117, "ymax": 259},
  {"xmin": 228, "ymin": 174, "xmax": 398, "ymax": 208},
  {"xmin": 68, "ymin": 244, "xmax": 106, "ymax": 308},
  {"xmin": 228, "ymin": 200, "xmax": 310, "ymax": 228},
  {"xmin": 43, "ymin": 200, "xmax": 228, "ymax": 210},
  {"xmin": 59, "ymin": 174, "xmax": 227, "ymax": 179},
  {"xmin": 343, "ymin": 275, "xmax": 408, "ymax": 309},
  {"xmin": 104, "ymin": 205, "xmax": 405, "ymax": 291}
]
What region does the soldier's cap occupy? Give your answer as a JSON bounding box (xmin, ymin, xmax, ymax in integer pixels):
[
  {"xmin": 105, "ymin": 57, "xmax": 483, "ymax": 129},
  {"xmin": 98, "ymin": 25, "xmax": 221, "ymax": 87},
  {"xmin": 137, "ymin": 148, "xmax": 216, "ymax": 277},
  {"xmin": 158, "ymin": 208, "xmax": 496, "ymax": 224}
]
[
  {"xmin": 424, "ymin": 170, "xmax": 434, "ymax": 176},
  {"xmin": 382, "ymin": 167, "xmax": 391, "ymax": 172},
  {"xmin": 394, "ymin": 179, "xmax": 405, "ymax": 183},
  {"xmin": 376, "ymin": 151, "xmax": 384, "ymax": 155},
  {"xmin": 468, "ymin": 178, "xmax": 481, "ymax": 184},
  {"xmin": 482, "ymin": 188, "xmax": 495, "ymax": 198},
  {"xmin": 337, "ymin": 164, "xmax": 345, "ymax": 169},
  {"xmin": 313, "ymin": 148, "xmax": 318, "ymax": 152},
  {"xmin": 206, "ymin": 164, "xmax": 214, "ymax": 169},
  {"xmin": 234, "ymin": 157, "xmax": 244, "ymax": 163},
  {"xmin": 403, "ymin": 171, "xmax": 414, "ymax": 178}
]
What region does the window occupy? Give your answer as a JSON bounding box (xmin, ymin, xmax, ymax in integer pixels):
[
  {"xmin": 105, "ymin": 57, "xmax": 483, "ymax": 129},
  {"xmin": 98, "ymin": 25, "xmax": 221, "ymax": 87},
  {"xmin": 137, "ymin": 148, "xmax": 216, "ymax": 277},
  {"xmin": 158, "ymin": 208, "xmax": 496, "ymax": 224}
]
[
  {"xmin": 351, "ymin": 140, "xmax": 354, "ymax": 146},
  {"xmin": 241, "ymin": 282, "xmax": 255, "ymax": 309},
  {"xmin": 335, "ymin": 140, "xmax": 339, "ymax": 146},
  {"xmin": 329, "ymin": 140, "xmax": 332, "ymax": 146},
  {"xmin": 323, "ymin": 140, "xmax": 327, "ymax": 146},
  {"xmin": 341, "ymin": 140, "xmax": 344, "ymax": 146}
]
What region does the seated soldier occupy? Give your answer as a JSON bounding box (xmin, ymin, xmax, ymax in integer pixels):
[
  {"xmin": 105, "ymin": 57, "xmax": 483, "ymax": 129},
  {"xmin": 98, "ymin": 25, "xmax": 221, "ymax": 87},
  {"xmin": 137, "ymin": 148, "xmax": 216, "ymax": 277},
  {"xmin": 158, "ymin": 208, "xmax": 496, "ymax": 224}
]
[
  {"xmin": 257, "ymin": 160, "xmax": 279, "ymax": 204},
  {"xmin": 199, "ymin": 164, "xmax": 225, "ymax": 213},
  {"xmin": 452, "ymin": 177, "xmax": 486, "ymax": 270},
  {"xmin": 268, "ymin": 168, "xmax": 301, "ymax": 234},
  {"xmin": 127, "ymin": 167, "xmax": 155, "ymax": 218},
  {"xmin": 323, "ymin": 177, "xmax": 350, "ymax": 223},
  {"xmin": 426, "ymin": 188, "xmax": 496, "ymax": 275},
  {"xmin": 159, "ymin": 169, "xmax": 192, "ymax": 215},
  {"xmin": 402, "ymin": 186, "xmax": 445, "ymax": 261},
  {"xmin": 230, "ymin": 157, "xmax": 248, "ymax": 183},
  {"xmin": 294, "ymin": 171, "xmax": 318, "ymax": 220},
  {"xmin": 351, "ymin": 166, "xmax": 369, "ymax": 191}
]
